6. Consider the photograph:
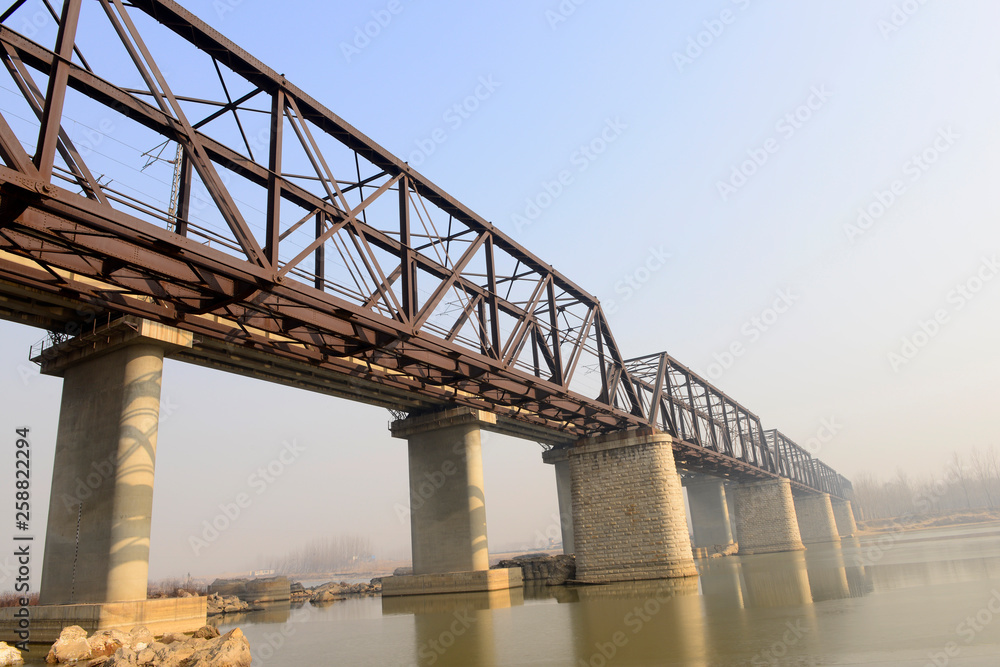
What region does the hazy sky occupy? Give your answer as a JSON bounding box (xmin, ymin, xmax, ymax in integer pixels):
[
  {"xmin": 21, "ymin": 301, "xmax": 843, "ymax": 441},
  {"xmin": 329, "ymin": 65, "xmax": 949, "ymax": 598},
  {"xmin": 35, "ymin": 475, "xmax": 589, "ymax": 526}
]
[{"xmin": 2, "ymin": 0, "xmax": 1000, "ymax": 585}]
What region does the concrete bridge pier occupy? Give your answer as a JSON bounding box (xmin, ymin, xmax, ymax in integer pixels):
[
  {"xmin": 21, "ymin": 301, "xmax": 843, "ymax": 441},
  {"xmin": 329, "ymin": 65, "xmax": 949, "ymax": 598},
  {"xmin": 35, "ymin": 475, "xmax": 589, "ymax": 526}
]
[
  {"xmin": 540, "ymin": 447, "xmax": 574, "ymax": 554},
  {"xmin": 683, "ymin": 474, "xmax": 736, "ymax": 554},
  {"xmin": 0, "ymin": 317, "xmax": 205, "ymax": 642},
  {"xmin": 792, "ymin": 492, "xmax": 841, "ymax": 545},
  {"xmin": 563, "ymin": 429, "xmax": 697, "ymax": 582},
  {"xmin": 383, "ymin": 408, "xmax": 521, "ymax": 596},
  {"xmin": 734, "ymin": 478, "xmax": 805, "ymax": 555},
  {"xmin": 831, "ymin": 498, "xmax": 859, "ymax": 537}
]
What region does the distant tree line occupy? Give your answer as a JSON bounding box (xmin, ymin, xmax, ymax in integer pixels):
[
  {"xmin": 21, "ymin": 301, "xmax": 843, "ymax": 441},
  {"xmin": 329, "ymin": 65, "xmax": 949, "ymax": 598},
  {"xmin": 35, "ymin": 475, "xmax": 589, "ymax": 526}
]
[
  {"xmin": 266, "ymin": 535, "xmax": 374, "ymax": 575},
  {"xmin": 852, "ymin": 446, "xmax": 1000, "ymax": 521}
]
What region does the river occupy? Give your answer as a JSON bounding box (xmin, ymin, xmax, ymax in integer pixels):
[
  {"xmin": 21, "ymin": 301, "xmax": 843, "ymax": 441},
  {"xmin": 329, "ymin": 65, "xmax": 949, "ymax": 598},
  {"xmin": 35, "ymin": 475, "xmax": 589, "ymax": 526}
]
[{"xmin": 19, "ymin": 523, "xmax": 1000, "ymax": 665}]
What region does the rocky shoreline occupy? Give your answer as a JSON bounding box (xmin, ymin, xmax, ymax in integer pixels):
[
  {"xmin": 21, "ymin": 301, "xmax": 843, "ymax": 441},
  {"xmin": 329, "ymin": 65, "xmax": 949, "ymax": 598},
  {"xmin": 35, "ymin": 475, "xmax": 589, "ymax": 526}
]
[{"xmin": 0, "ymin": 624, "xmax": 250, "ymax": 667}]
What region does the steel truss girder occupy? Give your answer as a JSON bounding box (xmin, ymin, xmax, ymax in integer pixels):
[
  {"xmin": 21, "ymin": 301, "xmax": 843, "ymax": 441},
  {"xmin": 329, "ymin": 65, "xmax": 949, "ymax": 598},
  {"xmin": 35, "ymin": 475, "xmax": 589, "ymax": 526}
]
[
  {"xmin": 0, "ymin": 0, "xmax": 850, "ymax": 496},
  {"xmin": 625, "ymin": 352, "xmax": 779, "ymax": 475},
  {"xmin": 0, "ymin": 0, "xmax": 644, "ymax": 437}
]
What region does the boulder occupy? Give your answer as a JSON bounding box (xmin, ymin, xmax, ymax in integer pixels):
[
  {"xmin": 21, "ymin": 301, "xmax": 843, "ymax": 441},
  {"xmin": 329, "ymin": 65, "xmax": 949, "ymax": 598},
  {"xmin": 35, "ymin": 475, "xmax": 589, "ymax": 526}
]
[
  {"xmin": 185, "ymin": 628, "xmax": 251, "ymax": 667},
  {"xmin": 101, "ymin": 647, "xmax": 137, "ymax": 667},
  {"xmin": 146, "ymin": 642, "xmax": 193, "ymax": 667},
  {"xmin": 87, "ymin": 630, "xmax": 129, "ymax": 659},
  {"xmin": 310, "ymin": 590, "xmax": 345, "ymax": 604},
  {"xmin": 206, "ymin": 592, "xmax": 251, "ymax": 616},
  {"xmin": 392, "ymin": 567, "xmax": 413, "ymax": 576},
  {"xmin": 128, "ymin": 627, "xmax": 153, "ymax": 652},
  {"xmin": 157, "ymin": 634, "xmax": 187, "ymax": 646},
  {"xmin": 0, "ymin": 642, "xmax": 23, "ymax": 666},
  {"xmin": 192, "ymin": 626, "xmax": 219, "ymax": 640},
  {"xmin": 493, "ymin": 554, "xmax": 576, "ymax": 585},
  {"xmin": 46, "ymin": 625, "xmax": 92, "ymax": 664}
]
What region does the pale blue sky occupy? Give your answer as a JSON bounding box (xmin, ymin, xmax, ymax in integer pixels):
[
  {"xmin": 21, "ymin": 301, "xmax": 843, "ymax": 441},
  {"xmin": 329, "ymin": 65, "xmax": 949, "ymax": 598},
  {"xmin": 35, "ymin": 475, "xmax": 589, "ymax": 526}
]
[{"xmin": 2, "ymin": 0, "xmax": 999, "ymax": 583}]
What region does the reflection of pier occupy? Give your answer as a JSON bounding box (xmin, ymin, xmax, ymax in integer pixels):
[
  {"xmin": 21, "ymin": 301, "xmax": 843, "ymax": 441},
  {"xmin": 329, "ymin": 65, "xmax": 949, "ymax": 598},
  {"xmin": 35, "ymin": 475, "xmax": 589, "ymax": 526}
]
[
  {"xmin": 739, "ymin": 551, "xmax": 813, "ymax": 608},
  {"xmin": 569, "ymin": 579, "xmax": 707, "ymax": 666},
  {"xmin": 803, "ymin": 543, "xmax": 851, "ymax": 602},
  {"xmin": 383, "ymin": 589, "xmax": 524, "ymax": 667}
]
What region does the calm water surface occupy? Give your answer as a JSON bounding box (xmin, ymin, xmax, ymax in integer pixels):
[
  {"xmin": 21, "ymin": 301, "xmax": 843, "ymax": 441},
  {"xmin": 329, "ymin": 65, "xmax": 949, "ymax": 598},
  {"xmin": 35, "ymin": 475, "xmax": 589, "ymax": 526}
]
[{"xmin": 22, "ymin": 524, "xmax": 1000, "ymax": 665}]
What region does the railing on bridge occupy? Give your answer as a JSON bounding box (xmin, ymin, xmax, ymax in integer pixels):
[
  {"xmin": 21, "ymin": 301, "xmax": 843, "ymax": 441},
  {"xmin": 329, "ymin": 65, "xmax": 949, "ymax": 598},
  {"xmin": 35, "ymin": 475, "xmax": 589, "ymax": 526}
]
[
  {"xmin": 765, "ymin": 429, "xmax": 818, "ymax": 489},
  {"xmin": 624, "ymin": 352, "xmax": 778, "ymax": 475}
]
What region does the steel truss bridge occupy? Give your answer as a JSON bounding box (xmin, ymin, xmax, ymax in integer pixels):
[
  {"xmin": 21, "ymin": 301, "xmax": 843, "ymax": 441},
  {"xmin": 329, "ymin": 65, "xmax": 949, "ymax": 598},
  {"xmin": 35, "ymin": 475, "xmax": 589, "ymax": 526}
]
[{"xmin": 0, "ymin": 0, "xmax": 850, "ymax": 499}]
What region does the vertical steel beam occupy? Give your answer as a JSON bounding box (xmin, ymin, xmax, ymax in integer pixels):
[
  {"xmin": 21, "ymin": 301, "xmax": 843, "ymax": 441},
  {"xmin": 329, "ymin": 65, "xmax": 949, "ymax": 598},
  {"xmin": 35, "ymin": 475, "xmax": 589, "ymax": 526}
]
[
  {"xmin": 647, "ymin": 352, "xmax": 667, "ymax": 427},
  {"xmin": 484, "ymin": 235, "xmax": 500, "ymax": 358},
  {"xmin": 313, "ymin": 212, "xmax": 325, "ymax": 291},
  {"xmin": 174, "ymin": 149, "xmax": 192, "ymax": 237},
  {"xmin": 33, "ymin": 0, "xmax": 82, "ymax": 178},
  {"xmin": 399, "ymin": 175, "xmax": 416, "ymax": 323},
  {"xmin": 265, "ymin": 88, "xmax": 284, "ymax": 266},
  {"xmin": 546, "ymin": 278, "xmax": 563, "ymax": 386}
]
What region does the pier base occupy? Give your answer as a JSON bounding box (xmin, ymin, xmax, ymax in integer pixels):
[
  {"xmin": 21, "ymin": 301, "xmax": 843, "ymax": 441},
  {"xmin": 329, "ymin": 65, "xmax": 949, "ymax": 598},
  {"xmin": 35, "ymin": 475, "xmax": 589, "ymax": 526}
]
[{"xmin": 735, "ymin": 478, "xmax": 805, "ymax": 555}]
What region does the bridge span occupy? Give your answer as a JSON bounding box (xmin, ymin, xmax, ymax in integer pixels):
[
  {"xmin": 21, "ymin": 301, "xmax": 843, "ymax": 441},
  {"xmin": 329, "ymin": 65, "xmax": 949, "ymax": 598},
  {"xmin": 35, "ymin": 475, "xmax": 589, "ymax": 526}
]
[{"xmin": 0, "ymin": 0, "xmax": 855, "ymax": 639}]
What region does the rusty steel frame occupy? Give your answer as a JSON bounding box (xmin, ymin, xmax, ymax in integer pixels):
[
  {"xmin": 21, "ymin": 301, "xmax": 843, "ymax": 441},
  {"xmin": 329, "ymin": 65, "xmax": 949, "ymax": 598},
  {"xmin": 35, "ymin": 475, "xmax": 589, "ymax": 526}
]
[
  {"xmin": 0, "ymin": 0, "xmax": 851, "ymax": 497},
  {"xmin": 625, "ymin": 352, "xmax": 778, "ymax": 474}
]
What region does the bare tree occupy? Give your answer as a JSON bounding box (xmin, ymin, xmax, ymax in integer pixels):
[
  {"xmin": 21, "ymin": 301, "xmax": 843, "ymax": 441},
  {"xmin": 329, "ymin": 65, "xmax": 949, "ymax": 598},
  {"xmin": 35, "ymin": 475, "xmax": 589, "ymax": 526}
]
[
  {"xmin": 951, "ymin": 451, "xmax": 973, "ymax": 509},
  {"xmin": 971, "ymin": 447, "xmax": 995, "ymax": 508}
]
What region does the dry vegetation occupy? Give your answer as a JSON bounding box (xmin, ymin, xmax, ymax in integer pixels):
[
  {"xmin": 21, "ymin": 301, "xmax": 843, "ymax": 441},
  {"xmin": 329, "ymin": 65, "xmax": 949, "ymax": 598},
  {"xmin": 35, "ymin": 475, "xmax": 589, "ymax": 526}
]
[
  {"xmin": 853, "ymin": 446, "xmax": 1000, "ymax": 533},
  {"xmin": 0, "ymin": 591, "xmax": 37, "ymax": 607}
]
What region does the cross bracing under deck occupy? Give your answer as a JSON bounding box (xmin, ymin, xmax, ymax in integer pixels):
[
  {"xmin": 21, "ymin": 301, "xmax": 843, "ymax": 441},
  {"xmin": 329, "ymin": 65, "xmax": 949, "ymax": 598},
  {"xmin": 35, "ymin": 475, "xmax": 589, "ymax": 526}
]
[{"xmin": 0, "ymin": 0, "xmax": 851, "ymax": 499}]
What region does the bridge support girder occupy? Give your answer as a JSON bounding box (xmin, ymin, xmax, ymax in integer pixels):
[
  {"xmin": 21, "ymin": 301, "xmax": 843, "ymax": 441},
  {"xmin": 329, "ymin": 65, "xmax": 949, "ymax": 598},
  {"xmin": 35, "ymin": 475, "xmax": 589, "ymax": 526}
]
[
  {"xmin": 831, "ymin": 498, "xmax": 858, "ymax": 538},
  {"xmin": 683, "ymin": 474, "xmax": 736, "ymax": 553},
  {"xmin": 540, "ymin": 447, "xmax": 575, "ymax": 555},
  {"xmin": 734, "ymin": 478, "xmax": 805, "ymax": 555},
  {"xmin": 561, "ymin": 429, "xmax": 697, "ymax": 583},
  {"xmin": 792, "ymin": 492, "xmax": 841, "ymax": 545},
  {"xmin": 0, "ymin": 317, "xmax": 207, "ymax": 640},
  {"xmin": 384, "ymin": 408, "xmax": 521, "ymax": 596}
]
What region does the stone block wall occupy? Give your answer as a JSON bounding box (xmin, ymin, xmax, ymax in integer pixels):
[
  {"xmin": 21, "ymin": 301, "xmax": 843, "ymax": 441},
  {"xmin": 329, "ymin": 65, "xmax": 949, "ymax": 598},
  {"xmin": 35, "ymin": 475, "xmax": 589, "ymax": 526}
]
[
  {"xmin": 793, "ymin": 493, "xmax": 841, "ymax": 545},
  {"xmin": 734, "ymin": 478, "xmax": 804, "ymax": 555},
  {"xmin": 832, "ymin": 499, "xmax": 858, "ymax": 537},
  {"xmin": 570, "ymin": 430, "xmax": 696, "ymax": 582}
]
